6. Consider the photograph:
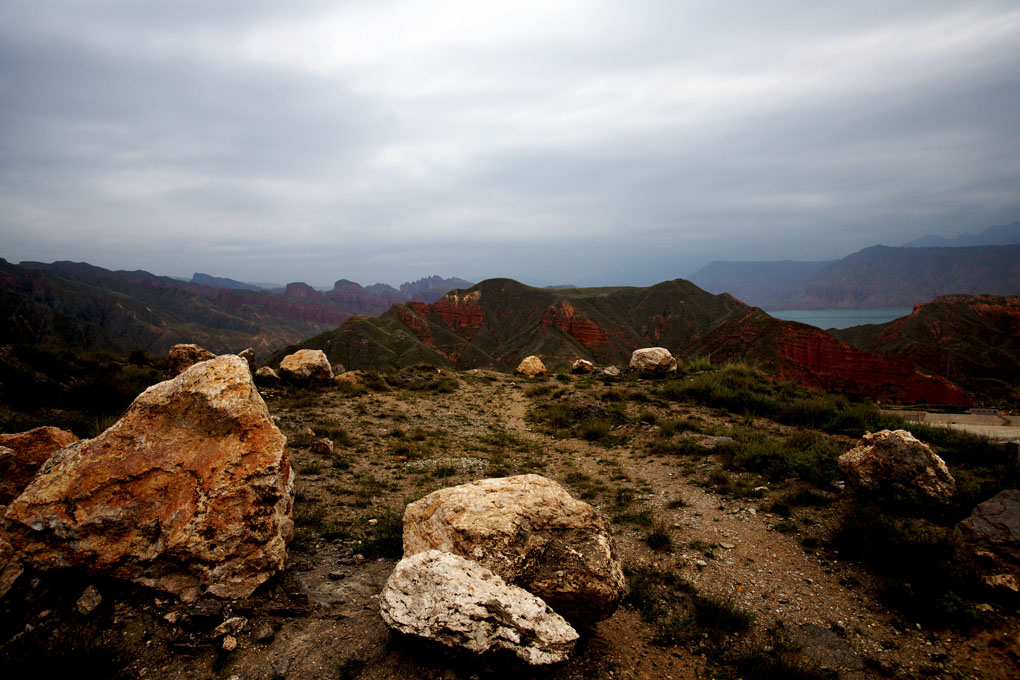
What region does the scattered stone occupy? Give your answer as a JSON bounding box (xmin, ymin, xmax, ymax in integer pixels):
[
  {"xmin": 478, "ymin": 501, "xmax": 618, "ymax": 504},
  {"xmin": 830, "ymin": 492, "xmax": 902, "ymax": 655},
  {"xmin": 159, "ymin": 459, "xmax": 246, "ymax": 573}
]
[
  {"xmin": 629, "ymin": 347, "xmax": 678, "ymax": 374},
  {"xmin": 570, "ymin": 359, "xmax": 595, "ymax": 374},
  {"xmin": 279, "ymin": 349, "xmax": 333, "ymax": 384},
  {"xmin": 403, "ymin": 474, "xmax": 626, "ymax": 621},
  {"xmin": 334, "ymin": 370, "xmax": 368, "ymax": 385},
  {"xmin": 252, "ymin": 621, "xmax": 275, "ymax": 642},
  {"xmin": 353, "ymin": 554, "xmax": 366, "ymax": 565},
  {"xmin": 720, "ymin": 542, "xmax": 736, "ymax": 550},
  {"xmin": 238, "ymin": 348, "xmax": 257, "ymax": 373},
  {"xmin": 167, "ymin": 343, "xmax": 216, "ymax": 377},
  {"xmin": 380, "ymin": 550, "xmax": 578, "ymax": 665},
  {"xmin": 222, "ymin": 635, "xmax": 238, "ymax": 652},
  {"xmin": 838, "ymin": 429, "xmax": 956, "ymax": 502},
  {"xmin": 214, "ymin": 616, "xmax": 248, "ymax": 636},
  {"xmin": 4, "ymin": 355, "xmax": 295, "ymax": 601},
  {"xmin": 311, "ymin": 438, "xmax": 334, "ymax": 455},
  {"xmin": 327, "ymin": 569, "xmax": 347, "ymax": 581},
  {"xmin": 0, "ymin": 426, "xmax": 79, "ymax": 503},
  {"xmin": 76, "ymin": 585, "xmax": 103, "ymax": 615},
  {"xmin": 515, "ymin": 355, "xmax": 547, "ymax": 377},
  {"xmin": 368, "ymin": 518, "xmax": 378, "ymax": 526},
  {"xmin": 602, "ymin": 366, "xmax": 621, "ymax": 377},
  {"xmin": 255, "ymin": 366, "xmax": 280, "ymax": 383}
]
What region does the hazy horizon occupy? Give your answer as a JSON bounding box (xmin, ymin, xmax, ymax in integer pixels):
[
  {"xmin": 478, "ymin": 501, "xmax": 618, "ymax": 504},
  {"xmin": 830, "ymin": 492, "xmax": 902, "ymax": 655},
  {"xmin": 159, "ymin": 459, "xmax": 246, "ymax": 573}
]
[{"xmin": 3, "ymin": 2, "xmax": 1019, "ymax": 287}]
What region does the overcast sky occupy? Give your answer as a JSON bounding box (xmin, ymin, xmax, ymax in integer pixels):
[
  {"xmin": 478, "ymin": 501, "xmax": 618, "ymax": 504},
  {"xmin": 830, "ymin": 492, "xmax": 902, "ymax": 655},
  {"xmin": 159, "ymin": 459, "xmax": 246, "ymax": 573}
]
[{"xmin": 1, "ymin": 1, "xmax": 1018, "ymax": 287}]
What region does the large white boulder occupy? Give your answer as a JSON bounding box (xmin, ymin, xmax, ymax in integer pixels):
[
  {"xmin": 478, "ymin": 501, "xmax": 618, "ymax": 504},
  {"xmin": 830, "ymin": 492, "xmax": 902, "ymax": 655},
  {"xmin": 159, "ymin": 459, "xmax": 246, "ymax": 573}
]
[
  {"xmin": 380, "ymin": 550, "xmax": 578, "ymax": 665},
  {"xmin": 629, "ymin": 347, "xmax": 677, "ymax": 373}
]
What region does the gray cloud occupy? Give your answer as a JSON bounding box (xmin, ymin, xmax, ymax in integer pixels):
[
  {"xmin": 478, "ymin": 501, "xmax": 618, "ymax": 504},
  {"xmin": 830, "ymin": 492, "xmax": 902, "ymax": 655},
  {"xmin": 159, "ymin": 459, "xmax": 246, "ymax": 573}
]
[{"xmin": 1, "ymin": 1, "xmax": 1018, "ymax": 287}]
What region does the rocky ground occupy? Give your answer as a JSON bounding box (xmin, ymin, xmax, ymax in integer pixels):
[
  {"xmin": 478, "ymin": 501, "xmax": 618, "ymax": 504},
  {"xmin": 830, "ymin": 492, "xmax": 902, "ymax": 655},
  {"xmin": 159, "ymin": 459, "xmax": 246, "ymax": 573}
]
[{"xmin": 2, "ymin": 368, "xmax": 1018, "ymax": 679}]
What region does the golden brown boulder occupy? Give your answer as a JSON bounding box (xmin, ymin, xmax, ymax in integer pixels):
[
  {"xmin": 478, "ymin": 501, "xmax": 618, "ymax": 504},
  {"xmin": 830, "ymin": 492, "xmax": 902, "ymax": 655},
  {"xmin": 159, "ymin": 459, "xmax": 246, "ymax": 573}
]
[
  {"xmin": 0, "ymin": 426, "xmax": 78, "ymax": 503},
  {"xmin": 167, "ymin": 343, "xmax": 216, "ymax": 377},
  {"xmin": 4, "ymin": 355, "xmax": 294, "ymax": 601},
  {"xmin": 402, "ymin": 474, "xmax": 625, "ymax": 622},
  {"xmin": 279, "ymin": 349, "xmax": 333, "ymax": 383},
  {"xmin": 515, "ymin": 355, "xmax": 547, "ymax": 377}
]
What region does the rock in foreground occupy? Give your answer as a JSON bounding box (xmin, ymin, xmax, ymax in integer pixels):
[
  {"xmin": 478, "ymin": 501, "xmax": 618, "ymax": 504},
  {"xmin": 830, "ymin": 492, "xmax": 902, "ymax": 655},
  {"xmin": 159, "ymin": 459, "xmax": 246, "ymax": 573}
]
[
  {"xmin": 515, "ymin": 355, "xmax": 547, "ymax": 377},
  {"xmin": 958, "ymin": 490, "xmax": 1020, "ymax": 590},
  {"xmin": 403, "ymin": 474, "xmax": 625, "ymax": 621},
  {"xmin": 629, "ymin": 347, "xmax": 677, "ymax": 373},
  {"xmin": 838, "ymin": 429, "xmax": 955, "ymax": 502},
  {"xmin": 0, "ymin": 426, "xmax": 78, "ymax": 503},
  {"xmin": 279, "ymin": 349, "xmax": 333, "ymax": 383},
  {"xmin": 4, "ymin": 355, "xmax": 294, "ymax": 601},
  {"xmin": 380, "ymin": 550, "xmax": 578, "ymax": 665}
]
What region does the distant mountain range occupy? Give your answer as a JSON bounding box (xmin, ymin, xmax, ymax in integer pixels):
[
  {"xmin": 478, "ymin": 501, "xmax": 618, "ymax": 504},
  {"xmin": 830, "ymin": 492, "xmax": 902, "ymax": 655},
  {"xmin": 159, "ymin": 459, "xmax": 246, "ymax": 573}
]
[
  {"xmin": 0, "ymin": 259, "xmax": 470, "ymax": 357},
  {"xmin": 690, "ymin": 244, "xmax": 1020, "ymax": 310},
  {"xmin": 273, "ymin": 278, "xmax": 970, "ymax": 405},
  {"xmin": 901, "ymin": 220, "xmax": 1020, "ymax": 248}
]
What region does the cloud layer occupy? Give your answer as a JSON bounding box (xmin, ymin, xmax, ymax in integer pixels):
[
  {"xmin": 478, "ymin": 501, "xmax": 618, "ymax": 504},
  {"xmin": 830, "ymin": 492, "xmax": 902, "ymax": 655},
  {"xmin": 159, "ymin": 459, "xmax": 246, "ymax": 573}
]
[{"xmin": 2, "ymin": 1, "xmax": 1018, "ymax": 286}]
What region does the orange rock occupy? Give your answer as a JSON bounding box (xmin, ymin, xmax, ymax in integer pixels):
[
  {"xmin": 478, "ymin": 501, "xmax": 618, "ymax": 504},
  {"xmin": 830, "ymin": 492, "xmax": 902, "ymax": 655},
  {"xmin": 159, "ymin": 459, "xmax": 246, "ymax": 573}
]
[
  {"xmin": 0, "ymin": 426, "xmax": 78, "ymax": 503},
  {"xmin": 167, "ymin": 343, "xmax": 216, "ymax": 377},
  {"xmin": 4, "ymin": 355, "xmax": 294, "ymax": 601}
]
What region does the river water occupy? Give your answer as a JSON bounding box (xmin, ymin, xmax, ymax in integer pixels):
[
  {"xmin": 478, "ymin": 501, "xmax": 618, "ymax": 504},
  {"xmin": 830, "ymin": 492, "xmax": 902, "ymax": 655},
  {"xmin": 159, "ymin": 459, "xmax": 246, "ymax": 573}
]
[{"xmin": 767, "ymin": 308, "xmax": 914, "ymax": 330}]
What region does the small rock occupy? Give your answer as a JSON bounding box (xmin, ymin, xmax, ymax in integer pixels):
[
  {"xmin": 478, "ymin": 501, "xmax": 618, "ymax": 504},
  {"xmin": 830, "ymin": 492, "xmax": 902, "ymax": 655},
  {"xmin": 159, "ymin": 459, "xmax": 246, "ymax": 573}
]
[
  {"xmin": 279, "ymin": 349, "xmax": 333, "ymax": 384},
  {"xmin": 311, "ymin": 437, "xmax": 334, "ymax": 455},
  {"xmin": 602, "ymin": 366, "xmax": 621, "ymax": 377},
  {"xmin": 570, "ymin": 359, "xmax": 595, "ymax": 374},
  {"xmin": 252, "ymin": 621, "xmax": 275, "ymax": 642},
  {"xmin": 353, "ymin": 554, "xmax": 366, "ymax": 565},
  {"xmin": 720, "ymin": 542, "xmax": 735, "ymax": 550},
  {"xmin": 696, "ymin": 560, "xmax": 708, "ymax": 568},
  {"xmin": 327, "ymin": 570, "xmax": 347, "ymax": 581},
  {"xmin": 163, "ymin": 611, "xmax": 179, "ymax": 624},
  {"xmin": 221, "ymin": 635, "xmax": 238, "ymax": 652},
  {"xmin": 272, "ymin": 660, "xmax": 290, "ymax": 678},
  {"xmin": 368, "ymin": 518, "xmax": 378, "ymax": 526},
  {"xmin": 214, "ymin": 616, "xmax": 248, "ymax": 636},
  {"xmin": 76, "ymin": 585, "xmax": 102, "ymax": 616}
]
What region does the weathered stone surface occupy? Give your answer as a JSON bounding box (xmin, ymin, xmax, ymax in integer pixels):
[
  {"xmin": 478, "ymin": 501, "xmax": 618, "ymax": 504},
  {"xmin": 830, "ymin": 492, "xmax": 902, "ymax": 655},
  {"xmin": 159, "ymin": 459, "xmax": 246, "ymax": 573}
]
[
  {"xmin": 602, "ymin": 366, "xmax": 621, "ymax": 377},
  {"xmin": 958, "ymin": 490, "xmax": 1020, "ymax": 564},
  {"xmin": 380, "ymin": 550, "xmax": 578, "ymax": 665},
  {"xmin": 838, "ymin": 429, "xmax": 956, "ymax": 502},
  {"xmin": 0, "ymin": 427, "xmax": 79, "ymax": 503},
  {"xmin": 168, "ymin": 343, "xmax": 216, "ymax": 377},
  {"xmin": 629, "ymin": 347, "xmax": 677, "ymax": 373},
  {"xmin": 254, "ymin": 366, "xmax": 280, "ymax": 382},
  {"xmin": 76, "ymin": 584, "xmax": 103, "ymax": 615},
  {"xmin": 570, "ymin": 359, "xmax": 595, "ymax": 374},
  {"xmin": 279, "ymin": 349, "xmax": 333, "ymax": 383},
  {"xmin": 3, "ymin": 355, "xmax": 294, "ymax": 601},
  {"xmin": 403, "ymin": 474, "xmax": 625, "ymax": 621},
  {"xmin": 515, "ymin": 355, "xmax": 547, "ymax": 377}
]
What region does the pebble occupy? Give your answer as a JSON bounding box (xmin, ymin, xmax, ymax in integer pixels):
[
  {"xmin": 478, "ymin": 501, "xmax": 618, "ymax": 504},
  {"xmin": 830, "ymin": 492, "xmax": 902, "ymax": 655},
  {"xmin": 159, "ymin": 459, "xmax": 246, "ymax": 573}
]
[
  {"xmin": 696, "ymin": 560, "xmax": 709, "ymax": 568},
  {"xmin": 222, "ymin": 635, "xmax": 238, "ymax": 652},
  {"xmin": 328, "ymin": 569, "xmax": 348, "ymax": 580},
  {"xmin": 720, "ymin": 542, "xmax": 735, "ymax": 549},
  {"xmin": 75, "ymin": 585, "xmax": 103, "ymax": 616}
]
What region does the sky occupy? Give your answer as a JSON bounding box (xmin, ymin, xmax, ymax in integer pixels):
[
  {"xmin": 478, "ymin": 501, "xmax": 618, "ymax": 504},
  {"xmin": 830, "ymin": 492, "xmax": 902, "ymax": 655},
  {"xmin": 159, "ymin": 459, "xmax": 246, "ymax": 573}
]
[{"xmin": 1, "ymin": 1, "xmax": 1019, "ymax": 288}]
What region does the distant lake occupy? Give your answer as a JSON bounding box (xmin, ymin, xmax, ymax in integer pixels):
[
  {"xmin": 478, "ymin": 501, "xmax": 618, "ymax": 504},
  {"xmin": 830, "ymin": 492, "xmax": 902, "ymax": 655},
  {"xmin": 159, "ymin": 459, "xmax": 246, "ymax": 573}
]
[{"xmin": 767, "ymin": 308, "xmax": 913, "ymax": 329}]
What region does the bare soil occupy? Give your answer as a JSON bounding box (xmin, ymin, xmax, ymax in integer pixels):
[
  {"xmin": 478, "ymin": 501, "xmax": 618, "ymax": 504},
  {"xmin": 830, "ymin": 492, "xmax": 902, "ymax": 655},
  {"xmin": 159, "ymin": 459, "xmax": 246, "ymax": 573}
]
[{"xmin": 2, "ymin": 370, "xmax": 1018, "ymax": 680}]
